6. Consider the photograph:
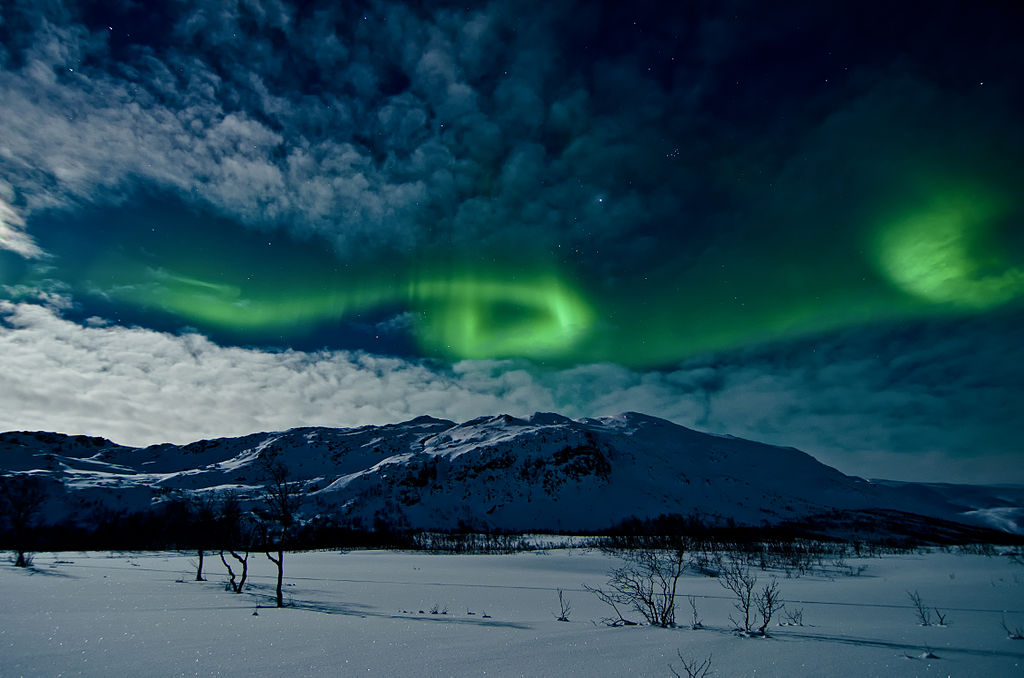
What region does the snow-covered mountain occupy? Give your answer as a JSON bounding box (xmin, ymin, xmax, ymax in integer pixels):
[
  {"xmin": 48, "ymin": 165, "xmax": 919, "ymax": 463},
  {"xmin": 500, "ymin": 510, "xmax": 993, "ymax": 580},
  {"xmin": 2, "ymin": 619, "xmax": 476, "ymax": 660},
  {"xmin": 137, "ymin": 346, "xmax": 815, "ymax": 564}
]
[{"xmin": 2, "ymin": 412, "xmax": 1021, "ymax": 536}]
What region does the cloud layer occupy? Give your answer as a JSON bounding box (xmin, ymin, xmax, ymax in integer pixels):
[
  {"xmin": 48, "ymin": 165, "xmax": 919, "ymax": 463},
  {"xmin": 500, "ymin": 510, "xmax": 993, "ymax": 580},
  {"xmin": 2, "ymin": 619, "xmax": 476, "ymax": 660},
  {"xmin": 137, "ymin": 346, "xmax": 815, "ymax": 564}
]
[
  {"xmin": 5, "ymin": 0, "xmax": 1017, "ymax": 270},
  {"xmin": 3, "ymin": 301, "xmax": 1021, "ymax": 483},
  {"xmin": 0, "ymin": 0, "xmax": 688, "ymax": 262}
]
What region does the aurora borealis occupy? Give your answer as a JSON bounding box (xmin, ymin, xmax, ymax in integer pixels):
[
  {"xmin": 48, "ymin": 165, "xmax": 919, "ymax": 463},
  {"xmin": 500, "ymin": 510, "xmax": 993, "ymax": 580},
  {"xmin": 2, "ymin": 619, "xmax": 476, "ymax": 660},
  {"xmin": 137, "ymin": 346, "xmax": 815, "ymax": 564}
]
[
  {"xmin": 1, "ymin": 1, "xmax": 1022, "ymax": 482},
  {"xmin": 874, "ymin": 187, "xmax": 1024, "ymax": 310}
]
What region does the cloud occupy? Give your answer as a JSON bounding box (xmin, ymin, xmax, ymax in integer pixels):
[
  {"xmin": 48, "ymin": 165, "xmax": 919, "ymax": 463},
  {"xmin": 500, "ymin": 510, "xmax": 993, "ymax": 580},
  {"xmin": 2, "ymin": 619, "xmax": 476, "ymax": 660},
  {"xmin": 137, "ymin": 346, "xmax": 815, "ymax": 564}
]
[
  {"xmin": 0, "ymin": 190, "xmax": 43, "ymax": 258},
  {"xmin": 0, "ymin": 301, "xmax": 467, "ymax": 443},
  {"xmin": 2, "ymin": 301, "xmax": 1021, "ymax": 484},
  {"xmin": 657, "ymin": 317, "xmax": 1024, "ymax": 483},
  {"xmin": 2, "ymin": 0, "xmax": 1018, "ymax": 305},
  {"xmin": 0, "ymin": 1, "xmax": 716, "ymax": 265},
  {"xmin": 0, "ymin": 3, "xmax": 429, "ymax": 255}
]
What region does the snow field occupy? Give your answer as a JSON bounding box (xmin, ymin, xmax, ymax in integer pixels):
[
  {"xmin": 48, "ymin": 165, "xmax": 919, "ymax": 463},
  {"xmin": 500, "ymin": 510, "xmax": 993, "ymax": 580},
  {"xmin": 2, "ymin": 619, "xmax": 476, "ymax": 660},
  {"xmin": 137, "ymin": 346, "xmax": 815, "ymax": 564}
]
[{"xmin": 2, "ymin": 548, "xmax": 1023, "ymax": 677}]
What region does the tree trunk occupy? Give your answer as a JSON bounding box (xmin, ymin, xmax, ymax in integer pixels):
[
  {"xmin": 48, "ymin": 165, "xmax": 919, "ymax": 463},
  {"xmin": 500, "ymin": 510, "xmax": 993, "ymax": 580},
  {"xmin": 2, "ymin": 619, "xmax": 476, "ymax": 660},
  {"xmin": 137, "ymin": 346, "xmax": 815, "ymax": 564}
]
[
  {"xmin": 220, "ymin": 550, "xmax": 236, "ymax": 591},
  {"xmin": 275, "ymin": 549, "xmax": 283, "ymax": 607},
  {"xmin": 196, "ymin": 549, "xmax": 205, "ymax": 581},
  {"xmin": 267, "ymin": 549, "xmax": 284, "ymax": 607},
  {"xmin": 234, "ymin": 551, "xmax": 249, "ymax": 593},
  {"xmin": 220, "ymin": 550, "xmax": 250, "ymax": 593}
]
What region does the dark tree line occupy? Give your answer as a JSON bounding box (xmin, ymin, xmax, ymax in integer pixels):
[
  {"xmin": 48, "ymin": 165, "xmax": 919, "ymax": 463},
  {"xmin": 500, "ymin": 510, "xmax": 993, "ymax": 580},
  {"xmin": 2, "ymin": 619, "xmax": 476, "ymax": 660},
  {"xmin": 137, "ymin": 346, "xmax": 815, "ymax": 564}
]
[{"xmin": 0, "ymin": 475, "xmax": 46, "ymax": 567}]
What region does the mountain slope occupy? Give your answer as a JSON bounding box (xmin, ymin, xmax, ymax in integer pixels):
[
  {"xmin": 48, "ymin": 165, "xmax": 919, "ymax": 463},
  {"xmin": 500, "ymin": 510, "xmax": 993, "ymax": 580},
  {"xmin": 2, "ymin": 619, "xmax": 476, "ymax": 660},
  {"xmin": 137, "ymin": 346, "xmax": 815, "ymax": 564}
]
[{"xmin": 0, "ymin": 413, "xmax": 1019, "ymax": 535}]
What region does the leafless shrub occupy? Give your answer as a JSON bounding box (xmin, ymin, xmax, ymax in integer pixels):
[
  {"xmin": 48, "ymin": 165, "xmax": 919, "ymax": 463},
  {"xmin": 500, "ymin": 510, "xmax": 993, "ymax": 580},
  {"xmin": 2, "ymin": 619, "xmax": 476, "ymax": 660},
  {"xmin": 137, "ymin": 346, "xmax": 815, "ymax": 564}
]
[
  {"xmin": 782, "ymin": 607, "xmax": 804, "ymax": 626},
  {"xmin": 584, "ymin": 584, "xmax": 639, "ymax": 626},
  {"xmin": 957, "ymin": 543, "xmax": 997, "ymax": 556},
  {"xmin": 755, "ymin": 578, "xmax": 784, "ymax": 635},
  {"xmin": 689, "ymin": 548, "xmax": 718, "ymax": 578},
  {"xmin": 688, "ymin": 596, "xmax": 703, "ymax": 629},
  {"xmin": 586, "ymin": 544, "xmax": 688, "ymax": 628},
  {"xmin": 717, "ymin": 556, "xmax": 758, "ymax": 633},
  {"xmin": 412, "ymin": 532, "xmax": 531, "ymax": 554},
  {"xmin": 907, "ymin": 590, "xmax": 932, "ymax": 626},
  {"xmin": 669, "ymin": 650, "xmax": 713, "ymax": 678},
  {"xmin": 554, "ymin": 589, "xmax": 572, "ymax": 622},
  {"xmin": 934, "ymin": 609, "xmax": 948, "ymax": 626},
  {"xmin": 1001, "ymin": 616, "xmax": 1024, "ymax": 640},
  {"xmin": 13, "ymin": 551, "xmax": 35, "ymax": 567},
  {"xmin": 718, "ymin": 556, "xmax": 785, "ymax": 636}
]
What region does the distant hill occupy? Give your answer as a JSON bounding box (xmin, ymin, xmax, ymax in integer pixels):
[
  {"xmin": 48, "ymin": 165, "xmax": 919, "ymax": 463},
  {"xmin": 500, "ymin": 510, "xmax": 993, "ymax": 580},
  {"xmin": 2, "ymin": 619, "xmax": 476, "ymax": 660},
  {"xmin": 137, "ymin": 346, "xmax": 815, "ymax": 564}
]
[{"xmin": 2, "ymin": 412, "xmax": 1022, "ymax": 539}]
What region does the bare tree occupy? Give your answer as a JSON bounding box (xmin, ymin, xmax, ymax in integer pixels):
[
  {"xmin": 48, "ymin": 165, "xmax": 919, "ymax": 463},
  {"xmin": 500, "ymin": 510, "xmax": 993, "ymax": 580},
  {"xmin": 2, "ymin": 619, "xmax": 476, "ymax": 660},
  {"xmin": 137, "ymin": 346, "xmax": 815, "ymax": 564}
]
[
  {"xmin": 257, "ymin": 449, "xmax": 302, "ymax": 608},
  {"xmin": 221, "ymin": 548, "xmax": 249, "ymax": 593},
  {"xmin": 688, "ymin": 595, "xmax": 703, "ymax": 629},
  {"xmin": 217, "ymin": 492, "xmax": 256, "ymax": 594},
  {"xmin": 585, "ymin": 542, "xmax": 688, "ymax": 628},
  {"xmin": 554, "ymin": 589, "xmax": 572, "ymax": 622},
  {"xmin": 0, "ymin": 475, "xmax": 46, "ymax": 567},
  {"xmin": 584, "ymin": 584, "xmax": 639, "ymax": 626},
  {"xmin": 1001, "ymin": 616, "xmax": 1024, "ymax": 640},
  {"xmin": 187, "ymin": 492, "xmax": 218, "ymax": 581},
  {"xmin": 755, "ymin": 578, "xmax": 784, "ymax": 635},
  {"xmin": 718, "ymin": 556, "xmax": 785, "ymax": 636},
  {"xmin": 782, "ymin": 607, "xmax": 804, "ymax": 626},
  {"xmin": 907, "ymin": 590, "xmax": 932, "ymax": 626},
  {"xmin": 669, "ymin": 651, "xmax": 713, "ymax": 678},
  {"xmin": 717, "ymin": 556, "xmax": 758, "ymax": 633}
]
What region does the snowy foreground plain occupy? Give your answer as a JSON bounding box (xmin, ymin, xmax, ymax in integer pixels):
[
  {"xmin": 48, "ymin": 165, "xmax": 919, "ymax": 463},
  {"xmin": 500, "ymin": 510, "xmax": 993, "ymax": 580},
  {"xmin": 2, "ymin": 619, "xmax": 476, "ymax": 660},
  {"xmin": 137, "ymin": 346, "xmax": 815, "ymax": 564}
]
[{"xmin": 3, "ymin": 548, "xmax": 1024, "ymax": 677}]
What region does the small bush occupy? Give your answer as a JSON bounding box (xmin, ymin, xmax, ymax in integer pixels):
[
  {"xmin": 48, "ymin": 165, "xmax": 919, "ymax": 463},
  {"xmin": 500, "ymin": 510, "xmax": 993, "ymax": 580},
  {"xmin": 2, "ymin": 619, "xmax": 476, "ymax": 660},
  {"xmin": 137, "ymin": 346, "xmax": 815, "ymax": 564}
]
[
  {"xmin": 554, "ymin": 589, "xmax": 572, "ymax": 622},
  {"xmin": 1001, "ymin": 616, "xmax": 1024, "ymax": 640},
  {"xmin": 718, "ymin": 557, "xmax": 785, "ymax": 636},
  {"xmin": 586, "ymin": 543, "xmax": 688, "ymax": 628},
  {"xmin": 687, "ymin": 596, "xmax": 703, "ymax": 629},
  {"xmin": 669, "ymin": 651, "xmax": 713, "ymax": 678},
  {"xmin": 907, "ymin": 590, "xmax": 932, "ymax": 626}
]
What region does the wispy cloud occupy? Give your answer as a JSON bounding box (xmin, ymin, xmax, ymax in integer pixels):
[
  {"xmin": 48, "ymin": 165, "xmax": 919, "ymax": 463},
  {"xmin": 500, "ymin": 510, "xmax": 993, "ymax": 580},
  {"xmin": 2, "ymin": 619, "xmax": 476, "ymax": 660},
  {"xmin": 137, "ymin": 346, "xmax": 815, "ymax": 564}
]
[
  {"xmin": 2, "ymin": 301, "xmax": 1020, "ymax": 483},
  {"xmin": 0, "ymin": 2, "xmax": 732, "ymax": 265},
  {"xmin": 0, "ymin": 189, "xmax": 43, "ymax": 258}
]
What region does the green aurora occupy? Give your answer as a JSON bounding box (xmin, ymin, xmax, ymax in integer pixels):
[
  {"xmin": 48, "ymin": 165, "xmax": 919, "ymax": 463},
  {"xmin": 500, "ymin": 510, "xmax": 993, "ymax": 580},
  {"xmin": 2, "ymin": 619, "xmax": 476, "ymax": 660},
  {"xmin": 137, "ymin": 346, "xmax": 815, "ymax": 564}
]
[
  {"xmin": 874, "ymin": 186, "xmax": 1024, "ymax": 309},
  {"xmin": 109, "ymin": 262, "xmax": 596, "ymax": 362},
  {"xmin": 5, "ymin": 179, "xmax": 1020, "ymax": 368}
]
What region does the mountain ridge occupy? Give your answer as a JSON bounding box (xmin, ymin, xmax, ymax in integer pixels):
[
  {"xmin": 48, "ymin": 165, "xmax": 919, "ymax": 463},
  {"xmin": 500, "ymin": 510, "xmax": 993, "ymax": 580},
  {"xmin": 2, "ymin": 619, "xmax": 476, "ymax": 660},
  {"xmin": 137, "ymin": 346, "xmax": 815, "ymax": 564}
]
[{"xmin": 2, "ymin": 412, "xmax": 1022, "ymax": 536}]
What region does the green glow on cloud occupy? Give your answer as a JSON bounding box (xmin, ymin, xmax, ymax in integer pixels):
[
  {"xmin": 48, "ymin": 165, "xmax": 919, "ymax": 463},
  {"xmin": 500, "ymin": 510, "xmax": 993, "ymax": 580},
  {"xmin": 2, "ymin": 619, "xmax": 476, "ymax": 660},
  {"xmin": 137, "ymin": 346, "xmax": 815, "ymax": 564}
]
[
  {"xmin": 5, "ymin": 174, "xmax": 1020, "ymax": 368},
  {"xmin": 875, "ymin": 187, "xmax": 1024, "ymax": 308},
  {"xmin": 409, "ymin": 273, "xmax": 595, "ymax": 360},
  {"xmin": 98, "ymin": 256, "xmax": 597, "ymax": 362}
]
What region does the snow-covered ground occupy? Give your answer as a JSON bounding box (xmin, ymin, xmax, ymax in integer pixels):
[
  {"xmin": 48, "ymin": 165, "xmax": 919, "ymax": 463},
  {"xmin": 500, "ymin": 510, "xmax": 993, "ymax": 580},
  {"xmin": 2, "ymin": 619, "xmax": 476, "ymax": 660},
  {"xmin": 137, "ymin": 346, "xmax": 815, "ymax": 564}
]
[{"xmin": 3, "ymin": 548, "xmax": 1023, "ymax": 677}]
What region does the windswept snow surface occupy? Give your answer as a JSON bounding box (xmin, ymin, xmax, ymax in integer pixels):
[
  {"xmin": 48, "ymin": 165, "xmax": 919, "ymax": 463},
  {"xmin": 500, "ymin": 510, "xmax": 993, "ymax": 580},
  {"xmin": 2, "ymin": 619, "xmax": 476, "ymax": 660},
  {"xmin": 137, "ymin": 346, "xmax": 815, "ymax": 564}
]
[{"xmin": 3, "ymin": 548, "xmax": 1023, "ymax": 677}]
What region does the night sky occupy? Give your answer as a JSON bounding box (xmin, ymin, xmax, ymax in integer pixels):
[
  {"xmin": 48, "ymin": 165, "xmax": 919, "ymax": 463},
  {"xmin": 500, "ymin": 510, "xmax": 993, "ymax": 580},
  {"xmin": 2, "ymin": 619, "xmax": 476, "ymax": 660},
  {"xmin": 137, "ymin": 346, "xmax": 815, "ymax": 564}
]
[{"xmin": 1, "ymin": 1, "xmax": 1022, "ymax": 483}]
